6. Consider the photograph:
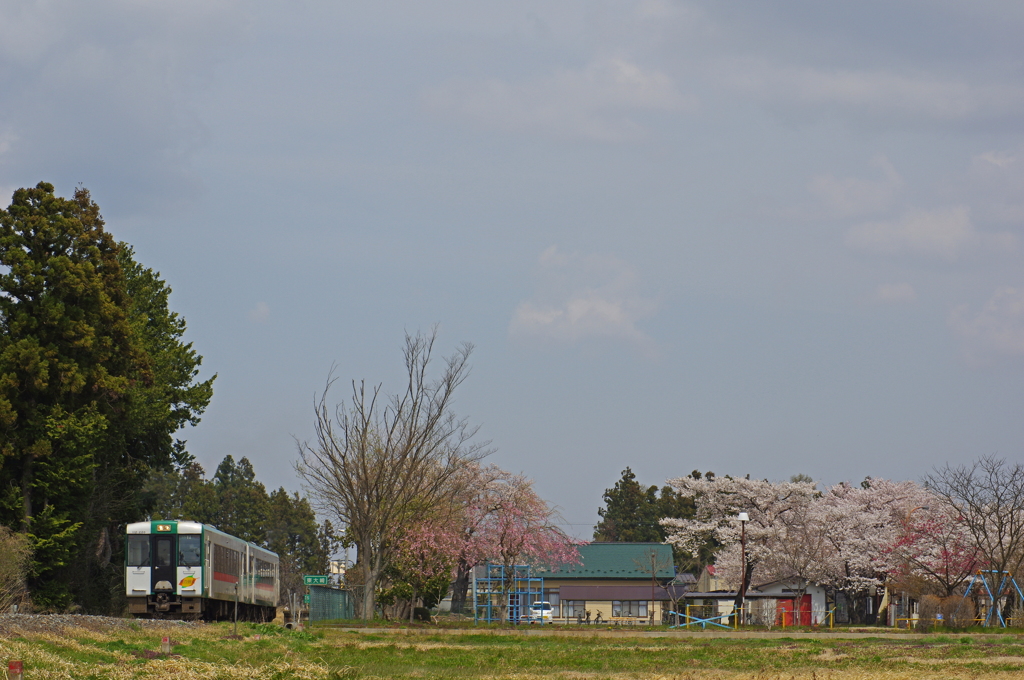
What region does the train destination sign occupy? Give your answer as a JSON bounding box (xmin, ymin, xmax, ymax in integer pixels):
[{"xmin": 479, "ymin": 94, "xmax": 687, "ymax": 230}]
[{"xmin": 303, "ymin": 575, "xmax": 329, "ymax": 586}]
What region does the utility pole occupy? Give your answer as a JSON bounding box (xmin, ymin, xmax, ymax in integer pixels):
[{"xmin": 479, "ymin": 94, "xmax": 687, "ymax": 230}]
[{"xmin": 651, "ymin": 550, "xmax": 657, "ymax": 623}]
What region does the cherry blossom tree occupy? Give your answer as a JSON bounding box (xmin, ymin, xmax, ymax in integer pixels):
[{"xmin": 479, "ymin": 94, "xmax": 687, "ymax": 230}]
[
  {"xmin": 891, "ymin": 504, "xmax": 979, "ymax": 597},
  {"xmin": 662, "ymin": 473, "xmax": 975, "ymax": 624},
  {"xmin": 386, "ymin": 515, "xmax": 466, "ymax": 621},
  {"xmin": 476, "ymin": 474, "xmax": 583, "ymax": 622},
  {"xmin": 661, "ymin": 474, "xmax": 818, "ymax": 609},
  {"xmin": 809, "ymin": 479, "xmax": 922, "ymax": 622},
  {"xmin": 447, "ymin": 464, "xmax": 516, "ymax": 614}
]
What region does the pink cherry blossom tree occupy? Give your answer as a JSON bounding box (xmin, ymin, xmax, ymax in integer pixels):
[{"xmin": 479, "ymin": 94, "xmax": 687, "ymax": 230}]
[
  {"xmin": 662, "ymin": 473, "xmax": 980, "ymax": 624},
  {"xmin": 891, "ymin": 505, "xmax": 979, "ymax": 597},
  {"xmin": 661, "ymin": 474, "xmax": 818, "ymax": 612},
  {"xmin": 447, "ymin": 464, "xmax": 518, "ymax": 614},
  {"xmin": 476, "ymin": 473, "xmax": 583, "ymax": 622},
  {"xmin": 388, "ymin": 515, "xmax": 466, "ymax": 621},
  {"xmin": 804, "ymin": 479, "xmax": 922, "ymax": 622}
]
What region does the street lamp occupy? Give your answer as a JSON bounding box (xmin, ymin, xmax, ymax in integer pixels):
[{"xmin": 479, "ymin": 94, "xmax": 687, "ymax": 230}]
[
  {"xmin": 906, "ymin": 505, "xmax": 930, "ymax": 522},
  {"xmin": 738, "ymin": 512, "xmax": 749, "ymax": 626}
]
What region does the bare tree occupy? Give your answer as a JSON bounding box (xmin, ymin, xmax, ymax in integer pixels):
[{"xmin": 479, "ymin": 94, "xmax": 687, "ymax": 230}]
[
  {"xmin": 296, "ymin": 329, "xmax": 489, "ymax": 619},
  {"xmin": 925, "ymin": 456, "xmax": 1024, "ymax": 579}
]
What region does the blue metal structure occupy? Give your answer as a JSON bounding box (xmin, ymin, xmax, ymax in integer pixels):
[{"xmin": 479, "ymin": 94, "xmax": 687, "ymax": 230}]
[
  {"xmin": 957, "ymin": 570, "xmax": 1024, "ymax": 627},
  {"xmin": 474, "ymin": 564, "xmax": 544, "ymax": 624}
]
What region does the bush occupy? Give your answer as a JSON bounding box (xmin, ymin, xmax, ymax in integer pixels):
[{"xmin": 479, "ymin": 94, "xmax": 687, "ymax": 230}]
[
  {"xmin": 0, "ymin": 525, "xmax": 32, "ymax": 613},
  {"xmin": 917, "ymin": 595, "xmax": 941, "ymax": 632},
  {"xmin": 943, "ymin": 595, "xmax": 976, "ymax": 629}
]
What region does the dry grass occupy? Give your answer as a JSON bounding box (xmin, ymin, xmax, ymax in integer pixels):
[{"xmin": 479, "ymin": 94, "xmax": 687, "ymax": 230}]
[{"xmin": 3, "ymin": 622, "xmax": 1024, "ymax": 679}]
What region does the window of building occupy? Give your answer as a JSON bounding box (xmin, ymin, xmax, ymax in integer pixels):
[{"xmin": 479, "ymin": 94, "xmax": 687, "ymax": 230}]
[
  {"xmin": 562, "ymin": 600, "xmax": 586, "ymax": 619},
  {"xmin": 612, "ymin": 600, "xmax": 648, "ymax": 617}
]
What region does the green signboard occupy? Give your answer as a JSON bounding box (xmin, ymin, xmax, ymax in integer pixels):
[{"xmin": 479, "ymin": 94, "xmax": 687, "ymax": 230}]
[
  {"xmin": 304, "ymin": 594, "xmax": 310, "ymax": 604},
  {"xmin": 303, "ymin": 575, "xmax": 329, "ymax": 586}
]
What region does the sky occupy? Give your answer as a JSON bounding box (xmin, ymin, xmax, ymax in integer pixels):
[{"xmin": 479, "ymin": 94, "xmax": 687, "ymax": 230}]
[{"xmin": 2, "ymin": 1, "xmax": 1023, "ymax": 540}]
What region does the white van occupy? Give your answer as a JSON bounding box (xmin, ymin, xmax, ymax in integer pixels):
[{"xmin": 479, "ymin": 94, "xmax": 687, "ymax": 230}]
[{"xmin": 520, "ymin": 601, "xmax": 554, "ymax": 623}]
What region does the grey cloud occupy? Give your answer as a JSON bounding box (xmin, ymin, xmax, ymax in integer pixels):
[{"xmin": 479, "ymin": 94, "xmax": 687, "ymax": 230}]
[
  {"xmin": 423, "ymin": 57, "xmax": 694, "ymax": 141},
  {"xmin": 509, "ymin": 246, "xmax": 658, "ymax": 351},
  {"xmin": 809, "ymin": 156, "xmax": 903, "ymax": 219},
  {"xmin": 715, "ymin": 59, "xmax": 1024, "ymax": 126},
  {"xmin": 0, "ymin": 1, "xmax": 247, "ymax": 216},
  {"xmin": 846, "ymin": 206, "xmax": 1015, "ymax": 261},
  {"xmin": 875, "ymin": 283, "xmax": 917, "ymax": 304},
  {"xmin": 950, "ymin": 287, "xmax": 1024, "ymax": 362}
]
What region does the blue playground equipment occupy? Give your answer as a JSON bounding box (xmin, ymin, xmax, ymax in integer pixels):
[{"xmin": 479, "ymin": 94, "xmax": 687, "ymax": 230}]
[
  {"xmin": 666, "ymin": 608, "xmax": 734, "ymax": 630},
  {"xmin": 957, "ymin": 570, "xmax": 1024, "ymax": 627}
]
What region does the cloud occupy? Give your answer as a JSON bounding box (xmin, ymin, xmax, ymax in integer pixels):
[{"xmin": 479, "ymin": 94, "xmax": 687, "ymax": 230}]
[
  {"xmin": 510, "ymin": 246, "xmax": 657, "ymax": 351},
  {"xmin": 968, "ymin": 148, "xmax": 1024, "ymax": 224},
  {"xmin": 875, "ymin": 283, "xmax": 917, "ymax": 304},
  {"xmin": 845, "ymin": 206, "xmax": 1015, "ymax": 261},
  {"xmin": 809, "ymin": 155, "xmax": 903, "ymax": 218},
  {"xmin": 949, "ymin": 287, "xmax": 1024, "ymax": 362},
  {"xmin": 973, "ymin": 151, "xmax": 1016, "ymax": 170},
  {"xmin": 248, "ymin": 301, "xmax": 270, "ymax": 323},
  {"xmin": 0, "ymin": 1, "xmax": 245, "ymax": 215},
  {"xmin": 423, "ymin": 57, "xmax": 693, "ymax": 141},
  {"xmin": 636, "ymin": 0, "xmax": 682, "ymax": 20},
  {"xmin": 720, "ymin": 59, "xmax": 1024, "ymax": 124}
]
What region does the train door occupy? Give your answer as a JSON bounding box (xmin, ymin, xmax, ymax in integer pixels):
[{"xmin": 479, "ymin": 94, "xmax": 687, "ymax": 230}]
[{"xmin": 152, "ymin": 534, "xmax": 177, "ymax": 591}]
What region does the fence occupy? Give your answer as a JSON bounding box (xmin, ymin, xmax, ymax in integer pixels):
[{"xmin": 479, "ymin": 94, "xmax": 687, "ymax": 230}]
[
  {"xmin": 670, "ymin": 603, "xmax": 834, "ymax": 629},
  {"xmin": 308, "ymin": 586, "xmax": 354, "ymax": 622}
]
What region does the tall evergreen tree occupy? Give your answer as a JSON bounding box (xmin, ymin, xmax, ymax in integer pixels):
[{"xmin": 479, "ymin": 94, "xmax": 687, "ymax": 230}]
[
  {"xmin": 266, "ymin": 488, "xmax": 337, "ymax": 600},
  {"xmin": 0, "ymin": 183, "xmax": 214, "ymax": 610},
  {"xmin": 213, "ymin": 455, "xmax": 270, "ymax": 544},
  {"xmin": 594, "ymin": 468, "xmax": 663, "ymax": 543},
  {"xmin": 0, "ymin": 183, "xmax": 146, "ymax": 607},
  {"xmin": 143, "ymin": 461, "xmax": 219, "ymax": 524},
  {"xmin": 78, "ymin": 245, "xmax": 214, "ymax": 611},
  {"xmin": 594, "ymin": 468, "xmax": 705, "ymax": 570}
]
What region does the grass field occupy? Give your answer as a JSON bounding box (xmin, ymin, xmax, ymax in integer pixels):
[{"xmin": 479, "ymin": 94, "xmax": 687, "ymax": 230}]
[{"xmin": 3, "ymin": 621, "xmax": 1024, "ymax": 679}]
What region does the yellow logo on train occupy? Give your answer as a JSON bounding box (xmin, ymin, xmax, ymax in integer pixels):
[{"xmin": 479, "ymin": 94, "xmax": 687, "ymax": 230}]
[{"xmin": 179, "ymin": 575, "xmax": 196, "ymax": 587}]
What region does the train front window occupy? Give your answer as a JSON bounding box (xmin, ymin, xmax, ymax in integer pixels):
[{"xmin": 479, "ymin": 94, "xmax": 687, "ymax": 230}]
[
  {"xmin": 127, "ymin": 535, "xmax": 150, "ymax": 567},
  {"xmin": 179, "ymin": 535, "xmax": 201, "ymax": 567},
  {"xmin": 155, "ymin": 538, "xmax": 172, "ymax": 567}
]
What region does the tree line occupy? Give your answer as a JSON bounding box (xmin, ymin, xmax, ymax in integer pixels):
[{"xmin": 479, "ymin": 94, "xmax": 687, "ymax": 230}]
[{"xmin": 596, "ymin": 459, "xmax": 1024, "ymax": 624}]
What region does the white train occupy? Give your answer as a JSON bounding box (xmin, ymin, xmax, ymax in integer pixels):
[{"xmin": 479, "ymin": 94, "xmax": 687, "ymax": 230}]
[{"xmin": 126, "ymin": 521, "xmax": 279, "ymax": 621}]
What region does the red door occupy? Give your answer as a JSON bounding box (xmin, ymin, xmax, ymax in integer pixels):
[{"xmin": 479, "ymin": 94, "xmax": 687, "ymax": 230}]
[{"xmin": 799, "ymin": 595, "xmax": 812, "ymax": 626}]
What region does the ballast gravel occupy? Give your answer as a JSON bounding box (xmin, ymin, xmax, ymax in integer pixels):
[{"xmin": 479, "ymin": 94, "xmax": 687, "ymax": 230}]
[{"xmin": 0, "ymin": 613, "xmax": 202, "ymax": 638}]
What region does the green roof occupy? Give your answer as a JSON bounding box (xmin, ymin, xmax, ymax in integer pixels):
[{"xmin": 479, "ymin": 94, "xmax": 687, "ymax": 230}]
[{"xmin": 539, "ymin": 542, "xmax": 675, "ymax": 579}]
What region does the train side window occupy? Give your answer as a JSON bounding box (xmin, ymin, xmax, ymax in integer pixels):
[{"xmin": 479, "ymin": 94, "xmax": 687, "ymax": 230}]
[
  {"xmin": 179, "ymin": 535, "xmax": 201, "ymax": 567},
  {"xmin": 155, "ymin": 538, "xmax": 172, "ymax": 567},
  {"xmin": 127, "ymin": 535, "xmax": 150, "ymax": 567}
]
